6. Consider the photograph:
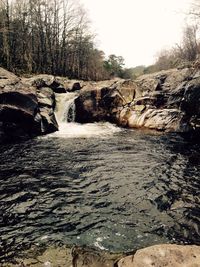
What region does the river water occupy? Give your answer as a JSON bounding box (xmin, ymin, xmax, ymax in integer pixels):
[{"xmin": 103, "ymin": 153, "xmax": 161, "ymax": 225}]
[{"xmin": 0, "ymin": 93, "xmax": 200, "ymax": 263}]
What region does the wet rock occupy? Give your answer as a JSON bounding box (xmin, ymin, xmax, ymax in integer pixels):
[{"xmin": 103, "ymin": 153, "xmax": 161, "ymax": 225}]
[
  {"xmin": 117, "ymin": 244, "xmax": 200, "ymax": 267},
  {"xmin": 52, "ymin": 85, "xmax": 66, "ymax": 93},
  {"xmin": 40, "ymin": 106, "xmax": 58, "ymax": 134},
  {"xmin": 72, "ymin": 246, "xmax": 121, "ymax": 267}
]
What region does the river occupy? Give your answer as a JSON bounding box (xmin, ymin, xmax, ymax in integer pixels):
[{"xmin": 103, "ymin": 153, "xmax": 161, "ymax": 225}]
[{"xmin": 0, "ymin": 93, "xmax": 200, "ymax": 263}]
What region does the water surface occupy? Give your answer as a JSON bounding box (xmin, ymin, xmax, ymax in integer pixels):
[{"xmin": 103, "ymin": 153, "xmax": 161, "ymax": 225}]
[{"xmin": 0, "ymin": 124, "xmax": 200, "ymax": 262}]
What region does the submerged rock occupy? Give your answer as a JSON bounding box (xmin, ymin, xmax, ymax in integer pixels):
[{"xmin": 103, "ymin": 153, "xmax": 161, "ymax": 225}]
[{"xmin": 117, "ymin": 244, "xmax": 200, "ymax": 267}]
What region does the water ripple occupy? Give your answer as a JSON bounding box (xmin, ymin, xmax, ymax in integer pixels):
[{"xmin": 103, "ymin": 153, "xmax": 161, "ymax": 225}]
[{"xmin": 0, "ymin": 128, "xmax": 200, "ymax": 262}]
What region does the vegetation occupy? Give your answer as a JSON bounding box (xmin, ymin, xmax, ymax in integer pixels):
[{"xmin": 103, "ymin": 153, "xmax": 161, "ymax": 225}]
[
  {"xmin": 0, "ymin": 0, "xmax": 127, "ymax": 80},
  {"xmin": 1, "ymin": 0, "xmax": 200, "ymax": 81},
  {"xmin": 145, "ymin": 1, "xmax": 200, "ymax": 74}
]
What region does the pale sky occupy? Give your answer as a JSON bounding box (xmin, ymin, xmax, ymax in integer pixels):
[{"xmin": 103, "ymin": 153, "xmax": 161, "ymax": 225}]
[{"xmin": 80, "ymin": 0, "xmax": 192, "ymax": 67}]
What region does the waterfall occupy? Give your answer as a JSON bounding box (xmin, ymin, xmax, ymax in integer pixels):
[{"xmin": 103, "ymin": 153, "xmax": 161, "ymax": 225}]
[
  {"xmin": 55, "ymin": 92, "xmax": 78, "ymax": 124},
  {"xmin": 47, "ymin": 92, "xmax": 121, "ymax": 138}
]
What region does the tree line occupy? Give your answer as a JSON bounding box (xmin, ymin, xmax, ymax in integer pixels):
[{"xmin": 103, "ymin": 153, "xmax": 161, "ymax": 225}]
[
  {"xmin": 0, "ymin": 0, "xmax": 126, "ymax": 80},
  {"xmin": 141, "ymin": 1, "xmax": 200, "ymax": 75}
]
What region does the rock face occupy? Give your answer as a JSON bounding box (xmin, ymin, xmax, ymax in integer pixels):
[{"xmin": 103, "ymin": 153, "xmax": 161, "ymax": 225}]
[
  {"xmin": 0, "ymin": 68, "xmax": 58, "ymax": 142},
  {"xmin": 75, "ymin": 68, "xmax": 200, "ymax": 133},
  {"xmin": 117, "ymin": 244, "xmax": 200, "ymax": 267},
  {"xmin": 75, "ymin": 80, "xmax": 139, "ymax": 123}
]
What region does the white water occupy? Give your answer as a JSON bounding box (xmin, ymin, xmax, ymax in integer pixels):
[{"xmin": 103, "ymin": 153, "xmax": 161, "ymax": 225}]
[{"xmin": 48, "ymin": 93, "xmax": 121, "ymax": 138}]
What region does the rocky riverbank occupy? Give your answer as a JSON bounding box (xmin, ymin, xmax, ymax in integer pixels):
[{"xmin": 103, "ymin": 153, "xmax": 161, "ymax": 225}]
[
  {"xmin": 1, "ymin": 66, "xmax": 200, "ymax": 142},
  {"xmin": 3, "ymin": 244, "xmax": 200, "ymax": 267},
  {"xmin": 75, "ymin": 67, "xmax": 200, "ymax": 135}
]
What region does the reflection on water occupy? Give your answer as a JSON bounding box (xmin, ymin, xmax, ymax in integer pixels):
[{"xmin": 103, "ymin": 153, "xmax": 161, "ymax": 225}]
[{"xmin": 0, "ymin": 125, "xmax": 200, "ymax": 263}]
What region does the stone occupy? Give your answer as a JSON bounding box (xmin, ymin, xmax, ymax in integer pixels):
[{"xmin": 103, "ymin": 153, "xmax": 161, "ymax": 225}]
[
  {"xmin": 52, "ymin": 85, "xmax": 66, "ymax": 93},
  {"xmin": 75, "ymin": 80, "xmax": 138, "ymax": 123},
  {"xmin": 0, "ymin": 68, "xmax": 58, "ymax": 142},
  {"xmin": 181, "ymin": 77, "xmax": 200, "ymax": 117},
  {"xmin": 117, "ymin": 244, "xmax": 200, "ymax": 267},
  {"xmin": 72, "ymin": 82, "xmax": 82, "ymax": 91},
  {"xmin": 0, "ymin": 82, "xmax": 41, "ymax": 141},
  {"xmin": 37, "ymin": 87, "xmax": 55, "ymax": 108},
  {"xmin": 112, "ymin": 80, "xmax": 140, "ymax": 103},
  {"xmin": 71, "ymin": 246, "xmax": 121, "ymax": 267},
  {"xmin": 126, "ymin": 109, "xmax": 188, "ymax": 132},
  {"xmin": 23, "ymin": 74, "xmax": 67, "ymax": 93},
  {"xmin": 0, "ymin": 67, "xmax": 20, "ymax": 87},
  {"xmin": 40, "ymin": 107, "xmax": 58, "ymax": 134},
  {"xmin": 23, "ymin": 74, "xmax": 55, "ymax": 88}
]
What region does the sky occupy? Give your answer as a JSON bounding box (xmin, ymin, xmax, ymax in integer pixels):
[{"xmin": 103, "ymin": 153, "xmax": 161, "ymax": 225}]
[{"xmin": 79, "ymin": 0, "xmax": 193, "ymax": 67}]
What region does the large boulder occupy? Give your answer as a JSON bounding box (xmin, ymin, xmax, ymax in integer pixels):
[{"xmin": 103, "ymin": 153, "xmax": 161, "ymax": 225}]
[
  {"xmin": 0, "ymin": 69, "xmax": 58, "ymax": 142},
  {"xmin": 37, "ymin": 87, "xmax": 58, "ymax": 133},
  {"xmin": 117, "ymin": 244, "xmax": 200, "ymax": 267},
  {"xmin": 75, "ymin": 80, "xmax": 139, "ymax": 123},
  {"xmin": 118, "ymin": 68, "xmax": 200, "ymax": 132},
  {"xmin": 0, "ymin": 81, "xmax": 41, "ymax": 141}
]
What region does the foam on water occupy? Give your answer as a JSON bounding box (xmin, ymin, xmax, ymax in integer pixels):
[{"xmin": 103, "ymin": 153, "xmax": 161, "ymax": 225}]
[
  {"xmin": 47, "ymin": 92, "xmax": 121, "ymax": 138},
  {"xmin": 48, "ymin": 122, "xmax": 121, "ymax": 138}
]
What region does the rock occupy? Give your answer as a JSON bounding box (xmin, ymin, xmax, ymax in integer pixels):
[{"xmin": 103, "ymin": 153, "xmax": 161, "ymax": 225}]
[
  {"xmin": 40, "ymin": 106, "xmax": 58, "ymax": 134},
  {"xmin": 35, "ymin": 87, "xmax": 58, "ymax": 134},
  {"xmin": 23, "ymin": 74, "xmax": 55, "ymax": 88},
  {"xmin": 0, "ymin": 82, "xmax": 41, "ymax": 141},
  {"xmin": 112, "ymin": 79, "xmax": 140, "ymax": 103},
  {"xmin": 75, "ymin": 80, "xmax": 138, "ymax": 123},
  {"xmin": 118, "ymin": 68, "xmax": 200, "ymax": 132},
  {"xmin": 127, "ymin": 109, "xmax": 188, "ymax": 132},
  {"xmin": 75, "ymin": 89, "xmax": 105, "ymax": 123},
  {"xmin": 74, "ymin": 69, "xmax": 200, "ymax": 134},
  {"xmin": 0, "ymin": 67, "xmax": 20, "ymax": 87},
  {"xmin": 72, "ymin": 246, "xmax": 121, "ymax": 267},
  {"xmin": 3, "ymin": 246, "xmax": 73, "ymax": 267},
  {"xmin": 52, "ymin": 85, "xmax": 66, "ymax": 93},
  {"xmin": 0, "ymin": 68, "xmax": 58, "ymax": 142},
  {"xmin": 135, "ymin": 68, "xmax": 192, "ymax": 94},
  {"xmin": 117, "ymin": 244, "xmax": 200, "ymax": 267},
  {"xmin": 23, "ymin": 74, "xmax": 66, "ymax": 93},
  {"xmin": 181, "ymin": 77, "xmax": 200, "ymax": 117},
  {"xmin": 37, "ymin": 87, "xmax": 56, "ymax": 108},
  {"xmin": 72, "ymin": 82, "xmax": 82, "ymax": 91}
]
